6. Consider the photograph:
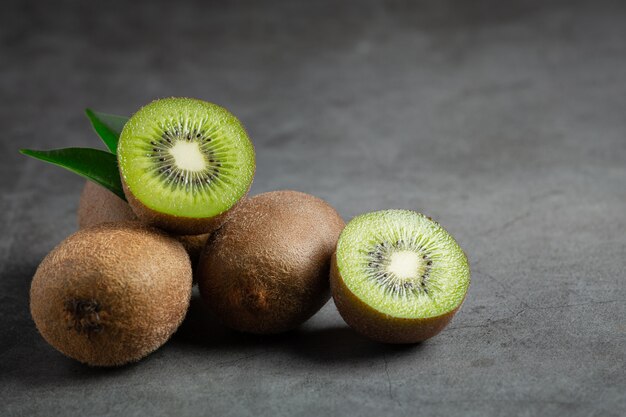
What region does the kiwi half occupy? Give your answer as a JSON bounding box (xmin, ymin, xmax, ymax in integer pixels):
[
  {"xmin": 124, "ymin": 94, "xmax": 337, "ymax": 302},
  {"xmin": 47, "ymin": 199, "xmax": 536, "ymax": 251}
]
[
  {"xmin": 118, "ymin": 98, "xmax": 255, "ymax": 235},
  {"xmin": 78, "ymin": 181, "xmax": 209, "ymax": 266},
  {"xmin": 331, "ymin": 210, "xmax": 470, "ymax": 343},
  {"xmin": 197, "ymin": 190, "xmax": 345, "ymax": 334},
  {"xmin": 30, "ymin": 222, "xmax": 193, "ymax": 366}
]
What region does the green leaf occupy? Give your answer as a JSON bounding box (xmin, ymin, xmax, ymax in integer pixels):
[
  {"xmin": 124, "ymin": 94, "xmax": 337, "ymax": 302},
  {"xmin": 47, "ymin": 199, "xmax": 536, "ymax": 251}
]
[
  {"xmin": 20, "ymin": 148, "xmax": 126, "ymax": 201},
  {"xmin": 84, "ymin": 109, "xmax": 129, "ymax": 154}
]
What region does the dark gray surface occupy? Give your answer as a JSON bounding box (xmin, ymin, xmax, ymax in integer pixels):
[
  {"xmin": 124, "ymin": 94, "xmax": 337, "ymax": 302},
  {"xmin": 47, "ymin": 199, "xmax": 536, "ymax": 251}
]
[{"xmin": 1, "ymin": 1, "xmax": 625, "ymax": 416}]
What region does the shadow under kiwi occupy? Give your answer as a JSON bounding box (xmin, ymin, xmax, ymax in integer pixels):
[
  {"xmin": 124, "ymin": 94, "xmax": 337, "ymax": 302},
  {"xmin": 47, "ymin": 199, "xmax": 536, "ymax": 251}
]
[
  {"xmin": 173, "ymin": 291, "xmax": 296, "ymax": 349},
  {"xmin": 286, "ymin": 325, "xmax": 422, "ymax": 364},
  {"xmin": 173, "ymin": 292, "xmax": 423, "ymax": 364}
]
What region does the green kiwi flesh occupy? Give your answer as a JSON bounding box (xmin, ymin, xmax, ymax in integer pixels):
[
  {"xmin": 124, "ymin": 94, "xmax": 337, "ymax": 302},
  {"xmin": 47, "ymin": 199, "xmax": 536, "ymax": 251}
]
[
  {"xmin": 197, "ymin": 190, "xmax": 345, "ymax": 334},
  {"xmin": 30, "ymin": 222, "xmax": 193, "ymax": 366},
  {"xmin": 118, "ymin": 97, "xmax": 255, "ymax": 234},
  {"xmin": 331, "ymin": 210, "xmax": 469, "ymax": 343}
]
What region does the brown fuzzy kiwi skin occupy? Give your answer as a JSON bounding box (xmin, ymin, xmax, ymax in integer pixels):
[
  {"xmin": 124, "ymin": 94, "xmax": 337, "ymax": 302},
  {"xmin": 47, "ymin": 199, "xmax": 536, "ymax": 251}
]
[
  {"xmin": 30, "ymin": 222, "xmax": 193, "ymax": 366},
  {"xmin": 78, "ymin": 181, "xmax": 209, "ymax": 265},
  {"xmin": 330, "ymin": 253, "xmax": 464, "ymax": 344},
  {"xmin": 177, "ymin": 234, "xmax": 210, "ymax": 266},
  {"xmin": 78, "ymin": 181, "xmax": 136, "ymax": 229},
  {"xmin": 197, "ymin": 190, "xmax": 345, "ymax": 334},
  {"xmin": 122, "ymin": 175, "xmax": 250, "ymax": 236}
]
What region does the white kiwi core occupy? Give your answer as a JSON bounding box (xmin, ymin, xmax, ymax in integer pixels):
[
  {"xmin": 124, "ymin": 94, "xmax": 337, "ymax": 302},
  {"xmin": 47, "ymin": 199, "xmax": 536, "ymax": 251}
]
[
  {"xmin": 388, "ymin": 250, "xmax": 426, "ymax": 280},
  {"xmin": 169, "ymin": 141, "xmax": 207, "ymax": 172}
]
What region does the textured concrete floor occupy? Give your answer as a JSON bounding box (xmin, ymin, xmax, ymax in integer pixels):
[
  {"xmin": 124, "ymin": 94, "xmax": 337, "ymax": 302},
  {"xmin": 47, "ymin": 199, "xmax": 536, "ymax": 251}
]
[{"xmin": 1, "ymin": 1, "xmax": 625, "ymax": 416}]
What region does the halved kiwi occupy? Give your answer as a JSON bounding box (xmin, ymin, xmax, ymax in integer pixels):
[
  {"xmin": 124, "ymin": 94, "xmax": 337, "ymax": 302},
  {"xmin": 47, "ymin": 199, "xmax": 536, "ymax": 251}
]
[
  {"xmin": 30, "ymin": 222, "xmax": 193, "ymax": 366},
  {"xmin": 331, "ymin": 210, "xmax": 470, "ymax": 343},
  {"xmin": 118, "ymin": 98, "xmax": 255, "ymax": 235}
]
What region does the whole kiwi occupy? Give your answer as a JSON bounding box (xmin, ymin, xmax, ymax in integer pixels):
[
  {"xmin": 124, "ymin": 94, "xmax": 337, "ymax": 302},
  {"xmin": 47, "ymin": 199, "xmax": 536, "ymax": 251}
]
[
  {"xmin": 197, "ymin": 190, "xmax": 345, "ymax": 334},
  {"xmin": 78, "ymin": 181, "xmax": 209, "ymax": 265},
  {"xmin": 30, "ymin": 222, "xmax": 193, "ymax": 366},
  {"xmin": 78, "ymin": 181, "xmax": 136, "ymax": 228}
]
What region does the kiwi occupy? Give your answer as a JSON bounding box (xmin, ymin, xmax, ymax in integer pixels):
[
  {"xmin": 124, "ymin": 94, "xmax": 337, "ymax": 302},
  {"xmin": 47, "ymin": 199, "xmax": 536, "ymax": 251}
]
[
  {"xmin": 78, "ymin": 181, "xmax": 136, "ymax": 228},
  {"xmin": 197, "ymin": 190, "xmax": 345, "ymax": 334},
  {"xmin": 30, "ymin": 222, "xmax": 193, "ymax": 366},
  {"xmin": 331, "ymin": 210, "xmax": 470, "ymax": 343},
  {"xmin": 118, "ymin": 97, "xmax": 255, "ymax": 235},
  {"xmin": 177, "ymin": 234, "xmax": 211, "ymax": 267},
  {"xmin": 78, "ymin": 181, "xmax": 210, "ymax": 265}
]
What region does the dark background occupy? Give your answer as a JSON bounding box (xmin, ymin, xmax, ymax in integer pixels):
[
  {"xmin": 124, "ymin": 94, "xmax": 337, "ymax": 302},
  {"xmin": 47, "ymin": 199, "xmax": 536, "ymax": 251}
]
[{"xmin": 1, "ymin": 1, "xmax": 625, "ymax": 416}]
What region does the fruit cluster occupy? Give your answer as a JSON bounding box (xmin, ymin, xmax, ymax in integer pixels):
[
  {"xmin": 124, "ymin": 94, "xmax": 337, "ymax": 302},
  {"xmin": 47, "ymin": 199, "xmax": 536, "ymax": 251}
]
[{"xmin": 24, "ymin": 98, "xmax": 470, "ymax": 367}]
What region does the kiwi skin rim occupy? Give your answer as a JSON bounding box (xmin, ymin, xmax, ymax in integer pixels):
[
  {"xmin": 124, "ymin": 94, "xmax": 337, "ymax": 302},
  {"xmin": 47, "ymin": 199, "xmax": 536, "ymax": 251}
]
[
  {"xmin": 122, "ymin": 176, "xmax": 251, "ymax": 236},
  {"xmin": 330, "ymin": 253, "xmax": 466, "ymax": 344},
  {"xmin": 78, "ymin": 181, "xmax": 210, "ymax": 266}
]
